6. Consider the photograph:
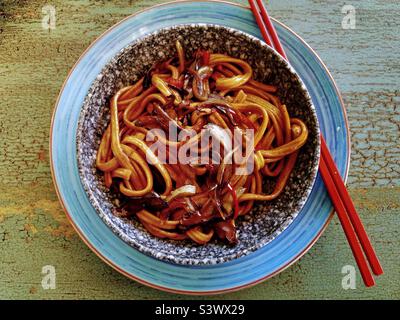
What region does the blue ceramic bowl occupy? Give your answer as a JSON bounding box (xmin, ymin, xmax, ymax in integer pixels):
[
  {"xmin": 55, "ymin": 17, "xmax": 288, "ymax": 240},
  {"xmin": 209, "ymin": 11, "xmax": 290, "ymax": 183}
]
[
  {"xmin": 50, "ymin": 0, "xmax": 349, "ymax": 294},
  {"xmin": 76, "ymin": 24, "xmax": 320, "ymax": 265}
]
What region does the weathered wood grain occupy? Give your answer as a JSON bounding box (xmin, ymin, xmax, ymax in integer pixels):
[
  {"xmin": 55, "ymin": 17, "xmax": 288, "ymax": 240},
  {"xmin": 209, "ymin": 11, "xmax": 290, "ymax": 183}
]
[
  {"xmin": 0, "ymin": 184, "xmax": 398, "ymax": 299},
  {"xmin": 344, "ymin": 92, "xmax": 399, "ymax": 187},
  {"xmin": 0, "ymin": 0, "xmax": 399, "ymax": 299}
]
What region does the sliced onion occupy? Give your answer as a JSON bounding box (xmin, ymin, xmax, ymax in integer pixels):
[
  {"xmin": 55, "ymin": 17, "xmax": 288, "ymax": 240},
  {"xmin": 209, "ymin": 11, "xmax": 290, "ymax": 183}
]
[
  {"xmin": 222, "ymin": 187, "xmax": 246, "ymax": 214},
  {"xmin": 165, "ymin": 185, "xmax": 196, "ymax": 202},
  {"xmin": 204, "ymin": 123, "xmax": 232, "ymax": 152}
]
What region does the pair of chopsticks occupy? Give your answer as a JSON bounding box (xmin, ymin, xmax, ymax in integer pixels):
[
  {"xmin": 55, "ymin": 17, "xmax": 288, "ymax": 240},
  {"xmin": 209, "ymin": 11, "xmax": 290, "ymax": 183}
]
[{"xmin": 248, "ymin": 0, "xmax": 383, "ymax": 287}]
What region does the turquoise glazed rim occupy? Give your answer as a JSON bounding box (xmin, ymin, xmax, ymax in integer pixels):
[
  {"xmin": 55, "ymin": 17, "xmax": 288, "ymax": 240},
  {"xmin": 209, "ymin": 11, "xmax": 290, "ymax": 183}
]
[{"xmin": 50, "ymin": 0, "xmax": 350, "ymax": 294}]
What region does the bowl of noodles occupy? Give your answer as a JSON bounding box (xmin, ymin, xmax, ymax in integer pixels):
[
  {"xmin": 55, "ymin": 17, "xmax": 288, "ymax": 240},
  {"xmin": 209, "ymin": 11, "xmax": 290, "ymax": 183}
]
[{"xmin": 76, "ymin": 24, "xmax": 320, "ymax": 265}]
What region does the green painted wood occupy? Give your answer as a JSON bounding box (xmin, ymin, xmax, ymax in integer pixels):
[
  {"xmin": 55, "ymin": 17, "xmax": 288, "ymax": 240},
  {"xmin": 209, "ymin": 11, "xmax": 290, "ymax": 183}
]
[{"xmin": 0, "ymin": 0, "xmax": 399, "ymax": 299}]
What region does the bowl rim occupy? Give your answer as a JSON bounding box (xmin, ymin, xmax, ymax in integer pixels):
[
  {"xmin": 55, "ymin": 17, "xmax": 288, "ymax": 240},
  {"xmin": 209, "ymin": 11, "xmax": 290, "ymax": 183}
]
[{"xmin": 49, "ymin": 0, "xmax": 350, "ymax": 295}]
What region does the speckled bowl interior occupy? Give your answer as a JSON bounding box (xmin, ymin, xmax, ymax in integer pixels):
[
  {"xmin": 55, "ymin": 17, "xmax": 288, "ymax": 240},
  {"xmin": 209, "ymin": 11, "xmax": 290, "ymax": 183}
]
[{"xmin": 76, "ymin": 24, "xmax": 320, "ymax": 265}]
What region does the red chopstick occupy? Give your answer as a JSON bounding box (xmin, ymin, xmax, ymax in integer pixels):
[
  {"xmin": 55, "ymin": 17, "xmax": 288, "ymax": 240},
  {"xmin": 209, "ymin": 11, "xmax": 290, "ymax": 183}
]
[
  {"xmin": 319, "ymin": 157, "xmax": 374, "ymax": 286},
  {"xmin": 320, "ymin": 140, "xmax": 383, "ymax": 276},
  {"xmin": 248, "ymin": 0, "xmax": 273, "ymax": 46},
  {"xmin": 248, "ymin": 0, "xmax": 383, "ymax": 286},
  {"xmin": 255, "ymin": 0, "xmax": 287, "ymax": 60}
]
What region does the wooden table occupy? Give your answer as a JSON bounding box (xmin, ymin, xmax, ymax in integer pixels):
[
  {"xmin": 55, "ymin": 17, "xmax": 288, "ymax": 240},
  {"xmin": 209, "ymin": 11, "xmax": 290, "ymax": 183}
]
[{"xmin": 0, "ymin": 0, "xmax": 398, "ymax": 299}]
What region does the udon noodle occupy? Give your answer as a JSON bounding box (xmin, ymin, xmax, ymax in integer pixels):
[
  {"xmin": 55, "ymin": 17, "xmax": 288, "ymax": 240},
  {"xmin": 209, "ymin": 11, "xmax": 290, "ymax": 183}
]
[{"xmin": 96, "ymin": 41, "xmax": 308, "ymax": 245}]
